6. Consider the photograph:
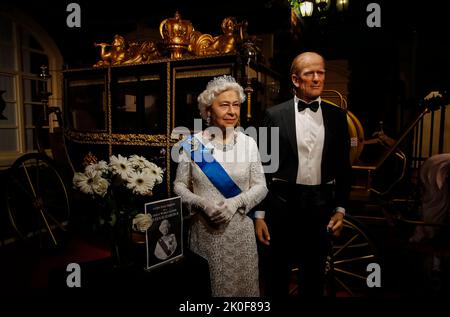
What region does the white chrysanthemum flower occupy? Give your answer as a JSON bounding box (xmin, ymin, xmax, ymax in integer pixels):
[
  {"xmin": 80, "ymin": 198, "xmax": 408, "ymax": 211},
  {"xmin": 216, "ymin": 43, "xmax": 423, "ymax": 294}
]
[
  {"xmin": 127, "ymin": 170, "xmax": 155, "ymax": 195},
  {"xmin": 145, "ymin": 162, "xmax": 164, "ymax": 184},
  {"xmin": 132, "ymin": 213, "xmax": 153, "ymax": 232},
  {"xmin": 73, "ymin": 169, "xmax": 100, "ymax": 195},
  {"xmin": 85, "ymin": 160, "xmax": 109, "ymax": 175},
  {"xmin": 92, "ymin": 176, "xmax": 109, "ymax": 197},
  {"xmin": 109, "ymin": 154, "xmax": 132, "ymax": 180}
]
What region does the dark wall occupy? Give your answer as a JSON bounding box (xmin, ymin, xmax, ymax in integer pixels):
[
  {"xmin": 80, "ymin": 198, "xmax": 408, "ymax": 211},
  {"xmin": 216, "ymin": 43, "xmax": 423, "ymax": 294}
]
[
  {"xmin": 267, "ymin": 0, "xmax": 449, "ymax": 138},
  {"xmin": 3, "ymin": 0, "xmax": 449, "ymax": 137}
]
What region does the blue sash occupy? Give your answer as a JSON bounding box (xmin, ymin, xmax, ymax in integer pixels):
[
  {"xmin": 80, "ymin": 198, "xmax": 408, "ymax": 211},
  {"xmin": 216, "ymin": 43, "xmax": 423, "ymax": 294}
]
[{"xmin": 180, "ymin": 135, "xmax": 242, "ymax": 198}]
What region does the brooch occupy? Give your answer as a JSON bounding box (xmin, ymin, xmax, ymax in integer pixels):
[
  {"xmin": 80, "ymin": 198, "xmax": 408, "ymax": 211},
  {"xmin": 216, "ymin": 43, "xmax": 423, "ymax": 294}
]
[{"xmin": 188, "ymin": 138, "xmax": 199, "ymax": 152}]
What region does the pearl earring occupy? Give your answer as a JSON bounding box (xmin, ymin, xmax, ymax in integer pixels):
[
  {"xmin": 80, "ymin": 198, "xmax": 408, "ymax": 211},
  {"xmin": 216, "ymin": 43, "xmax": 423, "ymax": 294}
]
[{"xmin": 206, "ymin": 115, "xmax": 211, "ymax": 126}]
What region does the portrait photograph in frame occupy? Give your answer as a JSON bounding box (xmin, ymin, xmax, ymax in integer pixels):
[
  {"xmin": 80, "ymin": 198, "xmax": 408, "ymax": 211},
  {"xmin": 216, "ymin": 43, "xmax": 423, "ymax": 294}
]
[{"xmin": 144, "ymin": 196, "xmax": 183, "ymax": 271}]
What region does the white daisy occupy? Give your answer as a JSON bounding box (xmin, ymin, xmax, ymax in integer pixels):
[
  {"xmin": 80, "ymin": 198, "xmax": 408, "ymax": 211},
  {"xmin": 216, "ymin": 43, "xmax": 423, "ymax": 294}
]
[
  {"xmin": 109, "ymin": 154, "xmax": 132, "ymax": 180},
  {"xmin": 85, "ymin": 160, "xmax": 108, "ymax": 175},
  {"xmin": 73, "ymin": 169, "xmax": 99, "ymax": 195},
  {"xmin": 127, "ymin": 170, "xmax": 155, "ymax": 195},
  {"xmin": 145, "ymin": 162, "xmax": 164, "ymax": 184}
]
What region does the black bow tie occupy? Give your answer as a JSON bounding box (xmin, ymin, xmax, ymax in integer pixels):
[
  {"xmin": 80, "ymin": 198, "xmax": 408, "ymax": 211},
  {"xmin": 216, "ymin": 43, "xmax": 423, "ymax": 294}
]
[{"xmin": 297, "ymin": 100, "xmax": 319, "ymax": 112}]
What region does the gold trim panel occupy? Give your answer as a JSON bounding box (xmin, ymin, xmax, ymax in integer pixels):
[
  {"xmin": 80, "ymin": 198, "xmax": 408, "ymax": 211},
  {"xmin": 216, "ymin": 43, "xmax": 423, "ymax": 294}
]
[
  {"xmin": 66, "ymin": 130, "xmax": 168, "ymax": 146},
  {"xmin": 116, "ymin": 74, "xmax": 160, "ymax": 83},
  {"xmin": 175, "ymin": 67, "xmax": 232, "ymax": 79}
]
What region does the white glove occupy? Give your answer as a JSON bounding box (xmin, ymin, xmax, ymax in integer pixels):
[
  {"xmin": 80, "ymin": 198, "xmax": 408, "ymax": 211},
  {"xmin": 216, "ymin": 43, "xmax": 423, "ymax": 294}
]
[
  {"xmin": 211, "ymin": 199, "xmax": 240, "ymax": 224},
  {"xmin": 197, "ymin": 198, "xmax": 222, "ymax": 219},
  {"xmin": 132, "ymin": 213, "xmax": 153, "ymax": 232}
]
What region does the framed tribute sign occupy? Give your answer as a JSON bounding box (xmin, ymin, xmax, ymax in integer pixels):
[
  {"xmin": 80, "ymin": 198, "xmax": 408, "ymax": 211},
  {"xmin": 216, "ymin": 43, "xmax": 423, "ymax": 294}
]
[{"xmin": 144, "ymin": 196, "xmax": 183, "ymax": 271}]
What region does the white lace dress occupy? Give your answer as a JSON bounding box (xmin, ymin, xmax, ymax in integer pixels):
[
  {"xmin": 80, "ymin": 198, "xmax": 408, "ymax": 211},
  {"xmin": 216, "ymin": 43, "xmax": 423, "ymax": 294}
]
[{"xmin": 173, "ymin": 131, "xmax": 268, "ymax": 297}]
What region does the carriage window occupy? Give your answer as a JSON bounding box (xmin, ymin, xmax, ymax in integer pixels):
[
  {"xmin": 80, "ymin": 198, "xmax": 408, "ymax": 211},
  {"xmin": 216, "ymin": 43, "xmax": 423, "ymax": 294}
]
[
  {"xmin": 111, "ymin": 71, "xmax": 165, "ymax": 134},
  {"xmin": 67, "ymin": 78, "xmax": 107, "ymax": 131}
]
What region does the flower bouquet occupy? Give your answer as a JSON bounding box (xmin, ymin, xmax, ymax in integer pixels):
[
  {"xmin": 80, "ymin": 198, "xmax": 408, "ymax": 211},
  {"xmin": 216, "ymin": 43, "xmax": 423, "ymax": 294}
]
[{"xmin": 73, "ymin": 153, "xmax": 164, "ymax": 266}]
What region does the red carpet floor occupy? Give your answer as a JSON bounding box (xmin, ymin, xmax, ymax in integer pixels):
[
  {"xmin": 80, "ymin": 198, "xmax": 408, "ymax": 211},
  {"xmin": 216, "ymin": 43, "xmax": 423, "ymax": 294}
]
[{"xmin": 0, "ymin": 233, "xmax": 111, "ymax": 289}]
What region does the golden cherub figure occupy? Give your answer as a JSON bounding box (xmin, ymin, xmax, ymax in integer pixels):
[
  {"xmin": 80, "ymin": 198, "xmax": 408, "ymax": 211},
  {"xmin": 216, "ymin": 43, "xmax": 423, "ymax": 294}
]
[
  {"xmin": 211, "ymin": 17, "xmax": 238, "ymax": 53},
  {"xmin": 189, "ymin": 17, "xmax": 244, "ymax": 56},
  {"xmin": 94, "ymin": 34, "xmax": 127, "ymax": 66},
  {"xmin": 94, "ymin": 35, "xmax": 160, "ymax": 67}
]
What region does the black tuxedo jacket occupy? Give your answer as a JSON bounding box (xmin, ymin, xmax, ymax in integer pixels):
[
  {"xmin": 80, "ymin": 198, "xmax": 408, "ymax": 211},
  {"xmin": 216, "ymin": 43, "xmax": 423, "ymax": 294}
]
[{"xmin": 261, "ymin": 98, "xmax": 351, "ymax": 209}]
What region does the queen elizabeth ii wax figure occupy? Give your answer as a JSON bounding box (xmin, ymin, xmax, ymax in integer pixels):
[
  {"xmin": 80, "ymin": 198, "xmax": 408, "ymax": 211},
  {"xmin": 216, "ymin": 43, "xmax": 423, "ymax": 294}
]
[{"xmin": 173, "ymin": 75, "xmax": 268, "ymax": 297}]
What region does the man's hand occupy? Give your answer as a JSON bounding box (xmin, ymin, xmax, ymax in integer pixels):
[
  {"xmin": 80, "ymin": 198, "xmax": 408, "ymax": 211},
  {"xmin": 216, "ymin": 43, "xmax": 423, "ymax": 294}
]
[
  {"xmin": 255, "ymin": 218, "xmax": 270, "ymax": 246},
  {"xmin": 327, "ymin": 212, "xmax": 344, "ymax": 237}
]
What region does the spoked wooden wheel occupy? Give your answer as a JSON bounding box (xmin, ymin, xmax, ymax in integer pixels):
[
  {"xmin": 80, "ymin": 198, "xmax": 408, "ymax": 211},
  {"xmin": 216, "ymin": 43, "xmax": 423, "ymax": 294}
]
[
  {"xmin": 326, "ymin": 215, "xmax": 378, "ymax": 296},
  {"xmin": 289, "ymin": 215, "xmax": 378, "ymax": 297},
  {"xmin": 6, "ymin": 153, "xmax": 70, "ymax": 248}
]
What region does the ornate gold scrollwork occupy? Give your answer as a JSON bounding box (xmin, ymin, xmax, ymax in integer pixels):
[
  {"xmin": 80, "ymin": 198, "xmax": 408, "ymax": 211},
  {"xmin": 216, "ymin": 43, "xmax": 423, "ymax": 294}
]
[
  {"xmin": 66, "ymin": 130, "xmax": 167, "ymax": 146},
  {"xmin": 94, "ymin": 34, "xmax": 160, "ymax": 67},
  {"xmin": 83, "ymin": 152, "xmax": 98, "ymax": 166},
  {"xmin": 93, "ymin": 13, "xmax": 256, "ymax": 64}
]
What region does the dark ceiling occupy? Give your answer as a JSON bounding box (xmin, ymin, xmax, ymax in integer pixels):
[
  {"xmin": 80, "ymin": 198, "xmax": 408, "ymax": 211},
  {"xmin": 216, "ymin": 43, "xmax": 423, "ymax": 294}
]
[
  {"xmin": 4, "ymin": 0, "xmax": 446, "ymax": 69},
  {"xmin": 2, "ymin": 0, "xmax": 449, "ymax": 137}
]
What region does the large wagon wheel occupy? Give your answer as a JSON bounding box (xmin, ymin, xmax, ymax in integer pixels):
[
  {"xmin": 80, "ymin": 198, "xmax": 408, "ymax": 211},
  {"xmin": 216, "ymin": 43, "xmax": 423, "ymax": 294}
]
[
  {"xmin": 289, "ymin": 215, "xmax": 378, "ymax": 296},
  {"xmin": 6, "ymin": 153, "xmax": 70, "ymax": 248},
  {"xmin": 326, "ymin": 215, "xmax": 378, "ymax": 296}
]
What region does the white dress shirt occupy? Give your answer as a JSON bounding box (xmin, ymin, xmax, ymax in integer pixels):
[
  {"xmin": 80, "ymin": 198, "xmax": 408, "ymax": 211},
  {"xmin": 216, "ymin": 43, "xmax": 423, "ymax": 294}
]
[{"xmin": 294, "ymin": 96, "xmax": 324, "ymax": 185}]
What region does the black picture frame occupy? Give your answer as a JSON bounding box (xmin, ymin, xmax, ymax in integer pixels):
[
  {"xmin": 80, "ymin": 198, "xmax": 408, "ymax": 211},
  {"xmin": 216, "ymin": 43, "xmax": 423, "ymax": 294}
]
[{"xmin": 144, "ymin": 196, "xmax": 183, "ymax": 271}]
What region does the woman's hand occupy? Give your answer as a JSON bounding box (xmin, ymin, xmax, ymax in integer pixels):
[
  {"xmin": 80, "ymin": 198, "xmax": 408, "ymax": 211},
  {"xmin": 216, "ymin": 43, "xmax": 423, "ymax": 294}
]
[
  {"xmin": 199, "ymin": 198, "xmax": 222, "ymax": 219},
  {"xmin": 210, "ymin": 200, "xmax": 236, "ymax": 224}
]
